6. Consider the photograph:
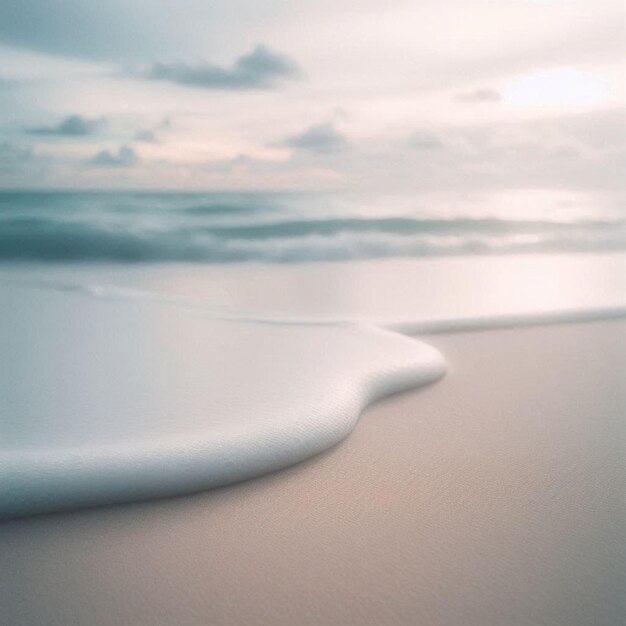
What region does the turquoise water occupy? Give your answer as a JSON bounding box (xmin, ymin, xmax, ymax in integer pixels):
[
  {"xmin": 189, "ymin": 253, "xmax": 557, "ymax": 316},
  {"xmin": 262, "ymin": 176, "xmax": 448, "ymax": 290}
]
[{"xmin": 1, "ymin": 190, "xmax": 624, "ymax": 262}]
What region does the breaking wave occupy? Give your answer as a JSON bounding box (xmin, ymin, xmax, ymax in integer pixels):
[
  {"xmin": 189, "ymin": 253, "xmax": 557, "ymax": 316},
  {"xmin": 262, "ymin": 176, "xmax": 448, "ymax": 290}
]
[
  {"xmin": 1, "ymin": 216, "xmax": 625, "ymax": 263},
  {"xmin": 1, "ymin": 191, "xmax": 624, "ymax": 263}
]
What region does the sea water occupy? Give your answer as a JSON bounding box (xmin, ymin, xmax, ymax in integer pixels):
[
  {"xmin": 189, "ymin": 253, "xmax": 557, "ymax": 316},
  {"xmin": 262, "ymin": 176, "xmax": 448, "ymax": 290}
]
[
  {"xmin": 1, "ymin": 190, "xmax": 625, "ymax": 263},
  {"xmin": 1, "ymin": 191, "xmax": 625, "ymax": 517}
]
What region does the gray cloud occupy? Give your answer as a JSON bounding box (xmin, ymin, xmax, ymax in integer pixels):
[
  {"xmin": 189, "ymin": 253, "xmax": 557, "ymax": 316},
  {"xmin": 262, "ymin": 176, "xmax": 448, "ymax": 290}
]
[
  {"xmin": 89, "ymin": 145, "xmax": 138, "ymax": 167},
  {"xmin": 146, "ymin": 45, "xmax": 300, "ymax": 90},
  {"xmin": 135, "ymin": 129, "xmax": 158, "ymax": 143},
  {"xmin": 134, "ymin": 118, "xmax": 172, "ymax": 143},
  {"xmin": 283, "ymin": 123, "xmax": 348, "ymax": 154},
  {"xmin": 26, "ymin": 115, "xmax": 104, "ymax": 137},
  {"xmin": 0, "ymin": 142, "xmax": 34, "ymax": 173},
  {"xmin": 455, "ymin": 89, "xmax": 501, "ymax": 103},
  {"xmin": 409, "ymin": 131, "xmax": 444, "ymax": 150}
]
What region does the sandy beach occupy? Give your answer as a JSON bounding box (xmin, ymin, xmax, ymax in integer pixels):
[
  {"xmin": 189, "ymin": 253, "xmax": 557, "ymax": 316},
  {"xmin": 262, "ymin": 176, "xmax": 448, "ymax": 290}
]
[
  {"xmin": 1, "ymin": 319, "xmax": 624, "ymax": 626},
  {"xmin": 2, "ymin": 0, "xmax": 625, "ymax": 622}
]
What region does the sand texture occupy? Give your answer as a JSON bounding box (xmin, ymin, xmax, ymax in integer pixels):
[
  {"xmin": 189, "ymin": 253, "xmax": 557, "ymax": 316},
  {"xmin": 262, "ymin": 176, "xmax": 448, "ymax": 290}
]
[{"xmin": 1, "ymin": 320, "xmax": 624, "ymax": 626}]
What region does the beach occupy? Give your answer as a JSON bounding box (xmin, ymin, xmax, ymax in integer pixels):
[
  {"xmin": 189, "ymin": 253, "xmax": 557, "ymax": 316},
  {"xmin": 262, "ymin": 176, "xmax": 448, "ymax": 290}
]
[
  {"xmin": 2, "ymin": 319, "xmax": 624, "ymax": 626},
  {"xmin": 2, "ymin": 0, "xmax": 624, "ymax": 622}
]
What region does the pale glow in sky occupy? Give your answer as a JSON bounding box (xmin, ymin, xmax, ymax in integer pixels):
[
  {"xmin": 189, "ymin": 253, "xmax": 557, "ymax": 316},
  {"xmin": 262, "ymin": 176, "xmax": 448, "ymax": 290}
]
[{"xmin": 504, "ymin": 68, "xmax": 613, "ymax": 108}]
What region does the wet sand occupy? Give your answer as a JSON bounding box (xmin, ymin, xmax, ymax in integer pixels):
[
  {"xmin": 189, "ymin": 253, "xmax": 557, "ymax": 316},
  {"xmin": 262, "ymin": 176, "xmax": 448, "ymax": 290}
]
[{"xmin": 1, "ymin": 320, "xmax": 624, "ymax": 625}]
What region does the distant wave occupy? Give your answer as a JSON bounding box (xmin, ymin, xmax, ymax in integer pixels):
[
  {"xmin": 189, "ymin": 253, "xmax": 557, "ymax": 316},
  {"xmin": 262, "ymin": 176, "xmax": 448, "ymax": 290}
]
[
  {"xmin": 181, "ymin": 203, "xmax": 259, "ymax": 216},
  {"xmin": 200, "ymin": 216, "xmax": 624, "ymax": 239},
  {"xmin": 1, "ymin": 190, "xmax": 625, "ymax": 263},
  {"xmin": 1, "ymin": 214, "xmax": 625, "ymax": 263}
]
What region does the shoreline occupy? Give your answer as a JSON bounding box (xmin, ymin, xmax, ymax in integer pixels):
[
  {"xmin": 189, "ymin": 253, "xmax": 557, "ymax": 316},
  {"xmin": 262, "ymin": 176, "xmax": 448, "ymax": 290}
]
[
  {"xmin": 3, "ymin": 274, "xmax": 625, "ymax": 519},
  {"xmin": 2, "ymin": 319, "xmax": 624, "ymax": 625}
]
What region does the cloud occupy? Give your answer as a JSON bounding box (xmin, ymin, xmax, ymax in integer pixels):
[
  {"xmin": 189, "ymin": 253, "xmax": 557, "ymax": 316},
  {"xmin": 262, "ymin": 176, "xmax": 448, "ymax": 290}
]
[
  {"xmin": 146, "ymin": 45, "xmax": 300, "ymax": 90},
  {"xmin": 26, "ymin": 114, "xmax": 104, "ymax": 137},
  {"xmin": 89, "ymin": 145, "xmax": 138, "ymax": 167},
  {"xmin": 455, "ymin": 89, "xmax": 502, "ymax": 103},
  {"xmin": 134, "ymin": 118, "xmax": 172, "ymax": 143},
  {"xmin": 135, "ymin": 129, "xmax": 158, "ymax": 143},
  {"xmin": 283, "ymin": 123, "xmax": 349, "ymax": 154},
  {"xmin": 409, "ymin": 131, "xmax": 444, "ymax": 150},
  {"xmin": 0, "ymin": 142, "xmax": 34, "ymax": 173}
]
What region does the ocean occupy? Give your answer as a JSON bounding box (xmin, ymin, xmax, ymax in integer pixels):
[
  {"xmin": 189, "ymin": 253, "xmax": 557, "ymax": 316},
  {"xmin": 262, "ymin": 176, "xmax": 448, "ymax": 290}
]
[{"xmin": 1, "ymin": 190, "xmax": 625, "ymax": 263}]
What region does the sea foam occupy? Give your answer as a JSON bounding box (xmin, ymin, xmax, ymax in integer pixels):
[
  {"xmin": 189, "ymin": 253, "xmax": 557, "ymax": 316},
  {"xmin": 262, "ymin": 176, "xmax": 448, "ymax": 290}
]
[
  {"xmin": 2, "ymin": 280, "xmax": 626, "ymax": 519},
  {"xmin": 0, "ymin": 282, "xmax": 445, "ymax": 519}
]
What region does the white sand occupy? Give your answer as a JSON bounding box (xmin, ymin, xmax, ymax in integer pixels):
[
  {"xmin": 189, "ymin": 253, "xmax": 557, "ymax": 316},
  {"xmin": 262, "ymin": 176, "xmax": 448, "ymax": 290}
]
[{"xmin": 1, "ymin": 320, "xmax": 624, "ymax": 626}]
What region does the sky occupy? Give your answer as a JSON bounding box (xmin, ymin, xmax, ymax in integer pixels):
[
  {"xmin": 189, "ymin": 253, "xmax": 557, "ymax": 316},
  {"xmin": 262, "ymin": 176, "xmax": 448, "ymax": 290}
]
[{"xmin": 0, "ymin": 0, "xmax": 624, "ymax": 208}]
